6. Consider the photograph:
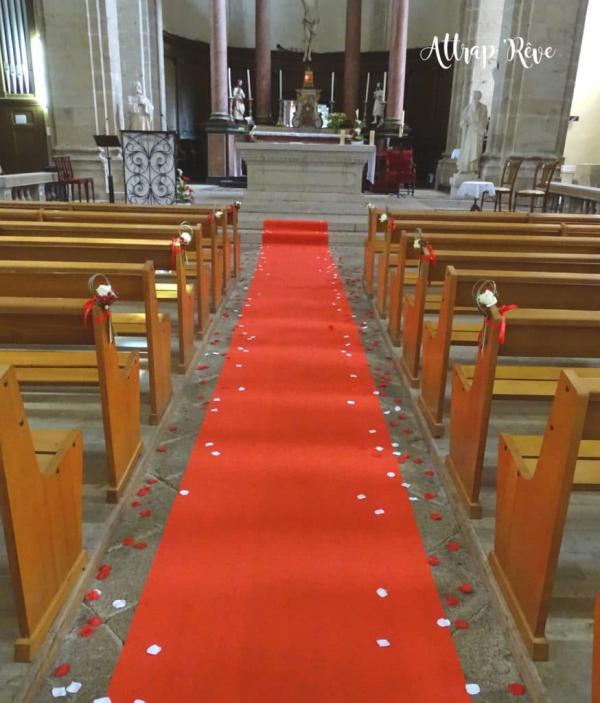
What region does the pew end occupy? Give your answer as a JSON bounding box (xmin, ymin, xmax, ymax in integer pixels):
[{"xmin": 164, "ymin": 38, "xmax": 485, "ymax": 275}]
[
  {"xmin": 0, "ymin": 365, "xmax": 87, "ymax": 662},
  {"xmin": 490, "ymin": 369, "xmax": 600, "ymax": 660}
]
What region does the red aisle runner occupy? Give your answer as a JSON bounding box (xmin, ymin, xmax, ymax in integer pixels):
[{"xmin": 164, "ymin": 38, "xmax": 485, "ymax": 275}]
[{"xmin": 108, "ymin": 222, "xmax": 470, "ymax": 702}]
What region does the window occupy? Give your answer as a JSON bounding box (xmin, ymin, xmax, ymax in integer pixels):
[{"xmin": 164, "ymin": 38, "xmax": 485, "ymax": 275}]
[{"xmin": 0, "ymin": 0, "xmax": 34, "ymax": 95}]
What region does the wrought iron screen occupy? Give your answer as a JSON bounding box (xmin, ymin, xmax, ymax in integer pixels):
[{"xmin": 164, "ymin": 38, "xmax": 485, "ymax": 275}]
[{"xmin": 121, "ymin": 130, "xmax": 177, "ymax": 205}]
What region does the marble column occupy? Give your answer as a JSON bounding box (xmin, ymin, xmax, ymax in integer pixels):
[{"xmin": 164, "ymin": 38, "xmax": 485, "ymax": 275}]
[
  {"xmin": 384, "ymin": 0, "xmax": 409, "ymax": 128},
  {"xmin": 206, "ymin": 0, "xmax": 236, "ymax": 180},
  {"xmin": 209, "ymin": 0, "xmax": 230, "ymax": 122},
  {"xmin": 255, "ymin": 0, "xmax": 272, "ymax": 124},
  {"xmin": 481, "ymin": 0, "xmax": 589, "ymax": 187},
  {"xmin": 342, "ymin": 0, "xmax": 362, "ymax": 121}
]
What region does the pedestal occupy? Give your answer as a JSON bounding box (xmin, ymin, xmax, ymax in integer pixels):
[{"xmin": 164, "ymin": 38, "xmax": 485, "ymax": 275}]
[{"xmin": 292, "ymin": 88, "xmax": 323, "ymax": 129}]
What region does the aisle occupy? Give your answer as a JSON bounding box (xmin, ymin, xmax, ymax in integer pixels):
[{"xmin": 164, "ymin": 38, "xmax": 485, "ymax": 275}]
[{"xmin": 107, "ymin": 220, "xmax": 470, "ymax": 702}]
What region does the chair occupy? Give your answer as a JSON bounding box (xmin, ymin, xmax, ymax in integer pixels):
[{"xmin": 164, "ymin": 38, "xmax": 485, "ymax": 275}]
[
  {"xmin": 53, "ymin": 156, "xmax": 95, "ymax": 202},
  {"xmin": 383, "ymin": 148, "xmax": 416, "ymax": 197},
  {"xmin": 489, "ymin": 156, "xmax": 523, "ymax": 211},
  {"xmin": 512, "ymin": 159, "xmax": 560, "ymax": 212}
]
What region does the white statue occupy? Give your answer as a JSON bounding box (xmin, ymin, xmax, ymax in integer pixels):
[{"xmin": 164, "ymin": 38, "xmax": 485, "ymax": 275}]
[
  {"xmin": 232, "ymin": 79, "xmax": 246, "ymax": 122},
  {"xmin": 127, "ymin": 81, "xmax": 154, "ymax": 130},
  {"xmin": 301, "ymin": 0, "xmax": 319, "ymax": 63},
  {"xmin": 457, "ymin": 90, "xmax": 488, "ymax": 175},
  {"xmin": 372, "ymin": 82, "xmax": 385, "ymax": 126}
]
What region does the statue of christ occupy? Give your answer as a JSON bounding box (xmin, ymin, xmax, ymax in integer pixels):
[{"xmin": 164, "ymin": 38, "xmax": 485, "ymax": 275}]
[{"xmin": 301, "ymin": 0, "xmax": 319, "ymax": 63}]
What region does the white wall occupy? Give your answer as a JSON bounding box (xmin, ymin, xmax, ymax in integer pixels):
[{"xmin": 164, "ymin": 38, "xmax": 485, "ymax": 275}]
[
  {"xmin": 564, "ymin": 0, "xmax": 600, "ymax": 166},
  {"xmin": 162, "ymin": 0, "xmax": 462, "ymax": 51}
]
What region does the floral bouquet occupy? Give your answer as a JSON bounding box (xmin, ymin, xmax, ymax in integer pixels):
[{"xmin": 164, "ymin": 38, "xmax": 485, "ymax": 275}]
[{"xmin": 176, "ymin": 168, "xmax": 194, "ymax": 203}]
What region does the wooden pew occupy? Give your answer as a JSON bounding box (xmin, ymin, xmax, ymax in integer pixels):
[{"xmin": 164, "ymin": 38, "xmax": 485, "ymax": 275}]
[
  {"xmin": 446, "ymin": 306, "xmax": 600, "ymax": 518},
  {"xmin": 0, "ymin": 259, "xmax": 173, "ymax": 416},
  {"xmin": 387, "ymin": 234, "xmax": 600, "ymax": 345},
  {"xmin": 0, "ymin": 298, "xmax": 142, "ymax": 502},
  {"xmin": 488, "ymin": 369, "xmax": 600, "ymax": 660},
  {"xmin": 0, "ymin": 218, "xmax": 215, "ymax": 322},
  {"xmin": 0, "ymin": 235, "xmax": 192, "ymax": 421},
  {"xmin": 418, "ymin": 267, "xmax": 600, "ymax": 437},
  {"xmin": 0, "ymin": 199, "xmax": 241, "ymax": 278},
  {"xmin": 0, "ymin": 364, "xmax": 86, "ymax": 662}
]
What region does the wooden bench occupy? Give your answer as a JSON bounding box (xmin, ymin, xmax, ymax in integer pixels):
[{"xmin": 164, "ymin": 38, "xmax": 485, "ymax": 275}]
[
  {"xmin": 417, "ymin": 267, "xmax": 600, "ymax": 437},
  {"xmin": 0, "ymin": 260, "xmax": 173, "ymax": 420},
  {"xmin": 0, "ymin": 199, "xmax": 242, "ymax": 280},
  {"xmin": 488, "ymin": 369, "xmax": 600, "ymax": 660},
  {"xmin": 446, "ymin": 307, "xmax": 600, "ymax": 518},
  {"xmin": 0, "ymin": 218, "xmax": 215, "ymax": 324},
  {"xmin": 0, "ymin": 298, "xmax": 142, "ymax": 502},
  {"xmin": 0, "ymin": 235, "xmax": 192, "ymax": 421},
  {"xmin": 387, "ymin": 233, "xmax": 600, "ymax": 344},
  {"xmin": 0, "ymin": 364, "xmax": 86, "ymax": 662}
]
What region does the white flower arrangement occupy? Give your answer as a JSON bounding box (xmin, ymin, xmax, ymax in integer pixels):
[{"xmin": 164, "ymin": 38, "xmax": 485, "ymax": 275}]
[
  {"xmin": 96, "ymin": 284, "xmax": 115, "ymax": 300},
  {"xmin": 477, "ymin": 289, "xmax": 498, "ymax": 308},
  {"xmin": 215, "ymin": 209, "xmax": 224, "ymax": 219},
  {"xmin": 180, "ymin": 231, "xmax": 192, "ymax": 245},
  {"xmin": 379, "ymin": 213, "xmax": 388, "ymax": 223},
  {"xmin": 234, "ymin": 201, "xmax": 242, "ymax": 210}
]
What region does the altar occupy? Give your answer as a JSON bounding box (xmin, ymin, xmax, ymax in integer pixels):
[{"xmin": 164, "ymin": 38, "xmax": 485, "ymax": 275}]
[{"xmin": 237, "ymin": 141, "xmax": 376, "ymax": 194}]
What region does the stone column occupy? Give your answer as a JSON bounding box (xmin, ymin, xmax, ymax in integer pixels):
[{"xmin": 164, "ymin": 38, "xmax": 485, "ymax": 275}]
[
  {"xmin": 206, "ymin": 0, "xmax": 236, "ymax": 181},
  {"xmin": 209, "ymin": 0, "xmax": 230, "ymax": 122},
  {"xmin": 383, "ymin": 0, "xmax": 409, "ymax": 128},
  {"xmin": 481, "ymin": 0, "xmax": 589, "ymax": 188},
  {"xmin": 342, "ymin": 0, "xmax": 362, "ymax": 120},
  {"xmin": 255, "ymin": 0, "xmax": 272, "ymax": 124}
]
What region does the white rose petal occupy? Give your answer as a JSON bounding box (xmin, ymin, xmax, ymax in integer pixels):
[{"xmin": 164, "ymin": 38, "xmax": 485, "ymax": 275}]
[
  {"xmin": 146, "ymin": 644, "xmax": 162, "ymax": 655},
  {"xmin": 356, "ymin": 494, "xmax": 367, "ymax": 501},
  {"xmin": 437, "ymin": 618, "xmax": 451, "ymax": 628},
  {"xmin": 376, "ymin": 588, "xmax": 388, "ymax": 598},
  {"xmin": 93, "ymin": 698, "xmax": 111, "ymax": 703},
  {"xmin": 112, "ymin": 599, "xmax": 127, "ymax": 609},
  {"xmin": 179, "ymin": 489, "xmax": 190, "ymax": 496},
  {"xmin": 66, "ymin": 682, "xmax": 82, "ymax": 694},
  {"xmin": 376, "ymin": 638, "xmax": 391, "ymax": 647},
  {"xmin": 374, "ymin": 509, "xmax": 385, "ymax": 515},
  {"xmin": 466, "ymin": 683, "xmax": 481, "ymax": 695},
  {"xmin": 51, "ymin": 688, "xmax": 67, "ymax": 699},
  {"xmin": 346, "ymin": 400, "xmax": 356, "ymax": 406},
  {"xmin": 387, "ymin": 472, "xmax": 396, "ymax": 478}
]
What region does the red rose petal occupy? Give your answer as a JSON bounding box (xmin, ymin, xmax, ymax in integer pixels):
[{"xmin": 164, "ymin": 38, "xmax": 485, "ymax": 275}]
[
  {"xmin": 445, "ymin": 596, "xmax": 460, "ymax": 607},
  {"xmin": 398, "ymin": 413, "xmax": 408, "ymax": 421},
  {"xmin": 427, "ymin": 555, "xmax": 440, "ymax": 566},
  {"xmin": 397, "ymin": 453, "xmax": 411, "ymax": 463},
  {"xmin": 139, "ymin": 509, "xmax": 152, "ymax": 518},
  {"xmin": 130, "ymin": 500, "xmax": 141, "ymax": 508},
  {"xmin": 508, "ymin": 683, "xmax": 526, "ymax": 696},
  {"xmin": 96, "ymin": 564, "xmax": 111, "ymax": 580},
  {"xmin": 424, "ymin": 470, "xmax": 435, "ymax": 477},
  {"xmin": 389, "ymin": 421, "xmax": 398, "ymax": 428},
  {"xmin": 402, "ymin": 428, "xmax": 413, "ymax": 435},
  {"xmin": 84, "ymin": 589, "xmax": 101, "ymax": 602},
  {"xmin": 146, "ymin": 478, "xmax": 158, "ymax": 485},
  {"xmin": 134, "ymin": 541, "xmax": 147, "ymax": 550},
  {"xmin": 424, "ymin": 492, "xmax": 436, "ymax": 500},
  {"xmin": 136, "ymin": 486, "xmax": 151, "ymax": 497},
  {"xmin": 446, "ymin": 541, "xmax": 461, "ymax": 553},
  {"xmin": 430, "ymin": 513, "xmax": 443, "ymax": 521},
  {"xmin": 413, "ymin": 458, "xmax": 423, "ymax": 465},
  {"xmin": 454, "ymin": 619, "xmax": 469, "ymax": 629},
  {"xmin": 197, "ymin": 364, "xmax": 208, "ymax": 370},
  {"xmin": 53, "ymin": 663, "xmax": 70, "ymax": 677},
  {"xmin": 78, "ymin": 624, "xmax": 95, "ymax": 637},
  {"xmin": 121, "ymin": 537, "xmax": 135, "ymax": 546},
  {"xmin": 156, "ymin": 446, "xmax": 167, "ymax": 453},
  {"xmin": 87, "ymin": 616, "xmax": 103, "ymax": 628},
  {"xmin": 168, "ymin": 426, "xmax": 178, "ymax": 433},
  {"xmin": 459, "ymin": 583, "xmax": 474, "ymax": 594}
]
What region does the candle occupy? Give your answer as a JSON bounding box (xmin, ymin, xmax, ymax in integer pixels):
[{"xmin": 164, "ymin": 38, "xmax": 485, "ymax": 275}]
[
  {"xmin": 246, "ymin": 68, "xmax": 252, "ymax": 100},
  {"xmin": 339, "ymin": 129, "xmax": 346, "ymax": 144},
  {"xmin": 279, "ymin": 69, "xmax": 282, "ymax": 100},
  {"xmin": 364, "ymin": 72, "xmax": 370, "ymax": 103},
  {"xmin": 228, "ymin": 67, "xmax": 232, "ymax": 98},
  {"xmin": 382, "ymin": 71, "xmax": 387, "ymax": 101},
  {"xmin": 369, "ymin": 130, "xmax": 375, "ymax": 146},
  {"xmin": 331, "ymin": 71, "xmax": 335, "ymax": 103}
]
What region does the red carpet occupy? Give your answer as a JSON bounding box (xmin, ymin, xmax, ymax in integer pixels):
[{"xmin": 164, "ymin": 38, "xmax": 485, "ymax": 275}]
[{"xmin": 107, "ymin": 220, "xmax": 470, "ymax": 702}]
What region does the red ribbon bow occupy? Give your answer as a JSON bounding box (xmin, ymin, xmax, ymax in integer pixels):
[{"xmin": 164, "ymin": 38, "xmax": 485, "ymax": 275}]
[
  {"xmin": 423, "ymin": 242, "xmax": 436, "ymax": 264},
  {"xmin": 478, "ymin": 304, "xmax": 519, "ymax": 346},
  {"xmin": 170, "ymin": 236, "xmax": 182, "ymax": 271},
  {"xmin": 390, "ymin": 217, "xmax": 396, "ymax": 231},
  {"xmin": 83, "ymin": 294, "xmax": 117, "ymax": 330}
]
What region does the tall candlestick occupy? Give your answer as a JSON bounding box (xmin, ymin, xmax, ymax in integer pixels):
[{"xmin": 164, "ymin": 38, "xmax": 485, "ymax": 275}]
[
  {"xmin": 364, "ymin": 72, "xmax": 370, "ymax": 104},
  {"xmin": 330, "ymin": 71, "xmax": 335, "ymax": 103},
  {"xmin": 246, "ymin": 68, "xmax": 252, "ymax": 100},
  {"xmin": 279, "ymin": 69, "xmax": 282, "ymax": 100},
  {"xmin": 382, "ymin": 71, "xmax": 387, "ymax": 102},
  {"xmin": 228, "ymin": 67, "xmax": 232, "ymax": 98}
]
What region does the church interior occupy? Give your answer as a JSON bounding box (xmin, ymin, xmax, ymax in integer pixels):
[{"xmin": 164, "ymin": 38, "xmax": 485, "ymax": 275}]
[{"xmin": 1, "ymin": 0, "xmax": 600, "ymax": 701}]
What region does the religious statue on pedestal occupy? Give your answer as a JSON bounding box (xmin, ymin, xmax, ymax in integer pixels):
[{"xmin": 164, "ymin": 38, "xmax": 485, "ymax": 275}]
[
  {"xmin": 126, "ymin": 81, "xmax": 154, "ymax": 130},
  {"xmin": 301, "ymin": 0, "xmax": 319, "ymax": 63},
  {"xmin": 372, "ymin": 82, "xmax": 385, "ymax": 126},
  {"xmin": 232, "ymin": 79, "xmax": 246, "ymax": 122},
  {"xmin": 457, "ymin": 90, "xmax": 488, "ymax": 175}
]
